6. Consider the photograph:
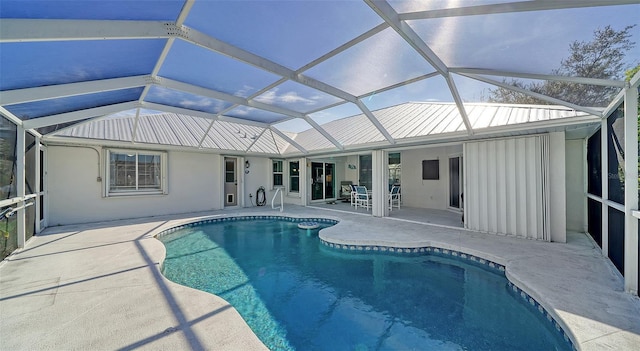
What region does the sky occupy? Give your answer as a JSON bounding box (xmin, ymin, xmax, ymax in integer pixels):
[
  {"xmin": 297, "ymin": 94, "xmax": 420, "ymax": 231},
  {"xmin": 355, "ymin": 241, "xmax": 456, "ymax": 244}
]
[{"xmin": 1, "ymin": 1, "xmax": 639, "ymax": 133}]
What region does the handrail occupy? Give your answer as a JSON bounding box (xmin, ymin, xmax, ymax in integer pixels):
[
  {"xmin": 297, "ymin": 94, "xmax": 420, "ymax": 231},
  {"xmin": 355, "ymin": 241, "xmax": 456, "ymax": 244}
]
[
  {"xmin": 271, "ymin": 187, "xmax": 284, "ymax": 212},
  {"xmin": 0, "ymin": 193, "xmax": 37, "ymax": 209},
  {"xmin": 0, "ymin": 200, "xmax": 35, "ymax": 220}
]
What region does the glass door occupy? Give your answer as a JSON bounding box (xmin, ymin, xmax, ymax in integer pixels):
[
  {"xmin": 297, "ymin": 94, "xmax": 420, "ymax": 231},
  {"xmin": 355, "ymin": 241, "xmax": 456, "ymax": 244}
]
[
  {"xmin": 449, "ymin": 156, "xmax": 462, "ymax": 208},
  {"xmin": 358, "ymin": 154, "xmax": 372, "ymax": 189},
  {"xmin": 311, "ymin": 162, "xmax": 324, "ymax": 200},
  {"xmin": 324, "ymin": 163, "xmax": 334, "ymax": 199},
  {"xmin": 311, "ymin": 162, "xmax": 335, "ymax": 201},
  {"xmin": 224, "ymin": 157, "xmax": 237, "ymax": 206}
]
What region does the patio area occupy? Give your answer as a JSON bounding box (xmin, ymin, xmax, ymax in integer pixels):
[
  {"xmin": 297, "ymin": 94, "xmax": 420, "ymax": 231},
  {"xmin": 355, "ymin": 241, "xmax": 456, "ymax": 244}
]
[
  {"xmin": 308, "ymin": 201, "xmax": 463, "ymax": 228},
  {"xmin": 0, "ymin": 206, "xmax": 638, "ymax": 350}
]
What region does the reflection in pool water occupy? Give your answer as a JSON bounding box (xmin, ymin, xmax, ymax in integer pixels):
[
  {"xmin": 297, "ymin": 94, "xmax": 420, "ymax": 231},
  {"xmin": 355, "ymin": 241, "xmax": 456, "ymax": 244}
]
[{"xmin": 159, "ymin": 218, "xmax": 569, "ymax": 351}]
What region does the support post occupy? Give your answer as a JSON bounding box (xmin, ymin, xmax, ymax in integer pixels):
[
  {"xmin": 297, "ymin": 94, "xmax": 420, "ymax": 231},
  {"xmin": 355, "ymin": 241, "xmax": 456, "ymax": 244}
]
[
  {"xmin": 601, "ymin": 117, "xmax": 609, "ymax": 256},
  {"xmin": 300, "ymin": 157, "xmax": 308, "ymax": 206},
  {"xmin": 371, "ymin": 150, "xmax": 388, "ymax": 217},
  {"xmin": 16, "ymin": 126, "xmax": 25, "ymax": 248},
  {"xmin": 34, "ymin": 137, "xmax": 41, "ymax": 234},
  {"xmin": 624, "ymin": 83, "xmax": 639, "ymax": 295}
]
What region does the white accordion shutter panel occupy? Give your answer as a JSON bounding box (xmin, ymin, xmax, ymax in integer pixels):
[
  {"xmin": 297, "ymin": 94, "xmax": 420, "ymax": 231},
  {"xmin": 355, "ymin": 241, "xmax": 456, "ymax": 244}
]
[{"xmin": 464, "ymin": 135, "xmax": 551, "ymax": 241}]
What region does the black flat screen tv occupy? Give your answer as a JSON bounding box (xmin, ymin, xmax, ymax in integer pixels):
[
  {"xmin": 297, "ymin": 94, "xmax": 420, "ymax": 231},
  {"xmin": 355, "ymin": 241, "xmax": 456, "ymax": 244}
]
[{"xmin": 422, "ymin": 159, "xmax": 439, "ymax": 180}]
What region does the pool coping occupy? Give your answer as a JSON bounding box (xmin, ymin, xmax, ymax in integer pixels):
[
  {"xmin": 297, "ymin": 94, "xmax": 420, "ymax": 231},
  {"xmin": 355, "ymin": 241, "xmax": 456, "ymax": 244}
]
[
  {"xmin": 151, "ymin": 210, "xmax": 640, "ymax": 351},
  {"xmin": 156, "ymin": 214, "xmax": 575, "ymax": 350}
]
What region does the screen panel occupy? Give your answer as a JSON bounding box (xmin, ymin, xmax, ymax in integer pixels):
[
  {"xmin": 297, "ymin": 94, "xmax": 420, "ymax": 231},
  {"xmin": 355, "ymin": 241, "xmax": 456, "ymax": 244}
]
[
  {"xmin": 5, "ymin": 87, "xmax": 144, "ymax": 120},
  {"xmin": 225, "ymin": 106, "xmax": 289, "ymax": 124},
  {"xmin": 305, "ymin": 28, "xmax": 436, "ymax": 97},
  {"xmin": 185, "ymin": 0, "xmax": 382, "ymax": 70},
  {"xmin": 0, "ymin": 40, "xmax": 166, "ymax": 91},
  {"xmin": 0, "ymin": 0, "xmax": 184, "ymax": 20},
  {"xmin": 587, "ymin": 129, "xmax": 602, "ymax": 197},
  {"xmin": 407, "ymin": 5, "xmax": 640, "ymax": 75},
  {"xmin": 253, "ymin": 80, "xmax": 342, "ymax": 113},
  {"xmin": 607, "ymin": 105, "xmax": 625, "ymax": 205},
  {"xmin": 159, "ymin": 40, "xmax": 281, "ymax": 98},
  {"xmin": 145, "ymin": 86, "xmax": 233, "ymax": 115}
]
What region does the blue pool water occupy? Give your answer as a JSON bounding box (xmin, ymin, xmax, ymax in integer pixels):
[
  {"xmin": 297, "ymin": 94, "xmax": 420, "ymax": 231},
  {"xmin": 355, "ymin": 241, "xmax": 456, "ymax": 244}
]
[{"xmin": 159, "ymin": 218, "xmax": 570, "ymax": 351}]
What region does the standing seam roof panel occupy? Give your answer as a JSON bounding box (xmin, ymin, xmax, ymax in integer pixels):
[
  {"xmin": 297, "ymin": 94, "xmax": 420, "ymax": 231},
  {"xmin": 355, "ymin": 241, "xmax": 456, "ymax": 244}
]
[
  {"xmin": 414, "ymin": 104, "xmax": 454, "ymax": 137},
  {"xmin": 379, "ymin": 103, "xmax": 427, "ymax": 137},
  {"xmin": 249, "ymin": 131, "xmax": 279, "ymax": 154},
  {"xmin": 142, "ymin": 115, "xmax": 182, "ymax": 146}
]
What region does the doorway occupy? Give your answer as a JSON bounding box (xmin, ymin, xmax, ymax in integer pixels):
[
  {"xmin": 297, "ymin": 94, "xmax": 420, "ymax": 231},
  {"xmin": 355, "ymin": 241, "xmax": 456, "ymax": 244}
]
[
  {"xmin": 224, "ymin": 157, "xmax": 238, "ymax": 207},
  {"xmin": 358, "ymin": 154, "xmax": 372, "ymax": 189},
  {"xmin": 449, "ymin": 156, "xmax": 462, "ymax": 209},
  {"xmin": 311, "ymin": 162, "xmax": 335, "ymax": 201}
]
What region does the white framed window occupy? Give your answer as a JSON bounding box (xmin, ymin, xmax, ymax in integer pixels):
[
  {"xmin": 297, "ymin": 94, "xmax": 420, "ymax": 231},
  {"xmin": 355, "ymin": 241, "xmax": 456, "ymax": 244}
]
[
  {"xmin": 272, "ymin": 159, "xmax": 283, "ymax": 189},
  {"xmin": 289, "ymin": 161, "xmax": 300, "ymax": 193},
  {"xmin": 106, "ymin": 149, "xmax": 167, "ymax": 196}
]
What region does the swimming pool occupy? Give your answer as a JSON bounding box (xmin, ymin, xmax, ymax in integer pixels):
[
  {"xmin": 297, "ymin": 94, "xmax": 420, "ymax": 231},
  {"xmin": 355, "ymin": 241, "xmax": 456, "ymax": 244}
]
[{"xmin": 158, "ymin": 217, "xmax": 571, "ymax": 351}]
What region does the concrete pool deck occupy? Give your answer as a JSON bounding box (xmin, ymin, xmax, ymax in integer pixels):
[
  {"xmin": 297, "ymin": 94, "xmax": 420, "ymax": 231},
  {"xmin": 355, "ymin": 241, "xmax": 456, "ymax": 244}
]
[{"xmin": 1, "ymin": 206, "xmax": 638, "ymax": 350}]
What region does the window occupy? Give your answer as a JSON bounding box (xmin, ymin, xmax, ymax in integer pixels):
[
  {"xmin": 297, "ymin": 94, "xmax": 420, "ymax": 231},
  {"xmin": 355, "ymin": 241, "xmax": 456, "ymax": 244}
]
[
  {"xmin": 107, "ymin": 149, "xmax": 166, "ymax": 196},
  {"xmin": 272, "ymin": 160, "xmax": 283, "ymax": 188},
  {"xmin": 289, "ymin": 161, "xmax": 299, "ymax": 193}
]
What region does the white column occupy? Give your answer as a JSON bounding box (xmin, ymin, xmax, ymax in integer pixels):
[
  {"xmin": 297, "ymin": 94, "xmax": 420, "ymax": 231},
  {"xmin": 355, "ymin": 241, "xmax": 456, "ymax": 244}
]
[
  {"xmin": 239, "ymin": 157, "xmax": 245, "ymax": 208},
  {"xmin": 549, "ymin": 132, "xmax": 566, "ymax": 242},
  {"xmin": 371, "ymin": 150, "xmax": 387, "ymax": 217},
  {"xmin": 624, "ymin": 82, "xmax": 639, "ymax": 295},
  {"xmin": 601, "ymin": 117, "xmax": 609, "ymax": 256},
  {"xmin": 16, "ymin": 126, "xmax": 25, "ymax": 248},
  {"xmin": 34, "ymin": 137, "xmax": 41, "ymax": 234},
  {"xmin": 583, "ymin": 139, "xmax": 589, "ymax": 234},
  {"xmin": 300, "ymin": 157, "xmax": 308, "ymax": 206}
]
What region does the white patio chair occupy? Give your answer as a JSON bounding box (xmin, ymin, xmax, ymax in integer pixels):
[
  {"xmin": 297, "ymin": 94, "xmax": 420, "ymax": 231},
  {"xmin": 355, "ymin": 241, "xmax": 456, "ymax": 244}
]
[
  {"xmin": 354, "ymin": 185, "xmax": 371, "ymax": 210},
  {"xmin": 389, "ymin": 185, "xmax": 401, "ymax": 211}
]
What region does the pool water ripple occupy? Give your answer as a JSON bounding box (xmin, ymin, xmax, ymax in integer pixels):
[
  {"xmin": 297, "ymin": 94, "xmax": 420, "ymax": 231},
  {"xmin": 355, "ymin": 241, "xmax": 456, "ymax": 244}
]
[{"xmin": 158, "ymin": 218, "xmax": 570, "ymax": 351}]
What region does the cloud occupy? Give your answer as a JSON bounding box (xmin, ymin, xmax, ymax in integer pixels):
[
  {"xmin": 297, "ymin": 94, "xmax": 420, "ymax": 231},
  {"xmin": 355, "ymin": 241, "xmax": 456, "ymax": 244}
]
[
  {"xmin": 179, "ymin": 97, "xmax": 214, "ymax": 108},
  {"xmin": 230, "ymin": 105, "xmax": 251, "ymax": 116},
  {"xmin": 254, "ymin": 87, "xmax": 318, "ymax": 107},
  {"xmin": 234, "ymin": 85, "xmax": 256, "ymax": 98}
]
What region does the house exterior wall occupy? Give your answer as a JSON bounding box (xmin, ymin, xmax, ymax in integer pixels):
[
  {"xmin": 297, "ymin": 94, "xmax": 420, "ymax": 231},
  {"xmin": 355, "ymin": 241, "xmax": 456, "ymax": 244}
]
[
  {"xmin": 565, "ymin": 139, "xmax": 586, "ymax": 233},
  {"xmin": 400, "ymin": 145, "xmax": 461, "ymax": 210},
  {"xmin": 48, "ymin": 146, "xmax": 222, "ymax": 226}
]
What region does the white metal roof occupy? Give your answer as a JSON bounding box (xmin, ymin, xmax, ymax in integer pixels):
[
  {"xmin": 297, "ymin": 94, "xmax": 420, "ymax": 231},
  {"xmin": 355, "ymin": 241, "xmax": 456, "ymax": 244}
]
[{"xmin": 50, "ymin": 102, "xmax": 601, "ymax": 156}]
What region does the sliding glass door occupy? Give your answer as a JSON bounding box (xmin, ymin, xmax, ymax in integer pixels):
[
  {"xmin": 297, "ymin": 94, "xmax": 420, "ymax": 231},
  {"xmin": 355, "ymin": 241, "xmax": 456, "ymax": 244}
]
[{"xmin": 311, "ymin": 162, "xmax": 335, "ymax": 201}]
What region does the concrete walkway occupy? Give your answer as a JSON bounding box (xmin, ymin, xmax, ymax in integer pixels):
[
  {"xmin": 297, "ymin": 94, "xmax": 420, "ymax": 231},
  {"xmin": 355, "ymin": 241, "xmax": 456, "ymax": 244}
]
[{"xmin": 1, "ymin": 206, "xmax": 638, "ymax": 350}]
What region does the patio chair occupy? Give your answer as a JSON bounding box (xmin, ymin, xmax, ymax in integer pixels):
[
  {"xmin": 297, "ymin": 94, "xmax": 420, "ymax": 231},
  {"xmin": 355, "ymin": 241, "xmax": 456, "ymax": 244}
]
[
  {"xmin": 389, "ymin": 185, "xmax": 401, "ymax": 211},
  {"xmin": 339, "ymin": 181, "xmax": 353, "ymax": 202},
  {"xmin": 350, "ymin": 184, "xmax": 357, "ymax": 207},
  {"xmin": 354, "ymin": 185, "xmax": 371, "ymax": 210}
]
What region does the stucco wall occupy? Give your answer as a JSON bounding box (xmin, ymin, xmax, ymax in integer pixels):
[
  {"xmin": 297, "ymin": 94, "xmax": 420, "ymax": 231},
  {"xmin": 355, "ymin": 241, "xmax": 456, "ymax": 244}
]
[
  {"xmin": 400, "ymin": 145, "xmax": 461, "ymax": 210},
  {"xmin": 48, "ymin": 146, "xmax": 222, "ymax": 225},
  {"xmin": 565, "ymin": 139, "xmax": 586, "ymax": 232}
]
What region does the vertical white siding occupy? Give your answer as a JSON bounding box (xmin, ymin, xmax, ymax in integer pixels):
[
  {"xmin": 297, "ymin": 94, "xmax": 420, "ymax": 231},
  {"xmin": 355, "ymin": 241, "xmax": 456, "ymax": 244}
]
[{"xmin": 464, "ymin": 135, "xmax": 551, "ymax": 241}]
